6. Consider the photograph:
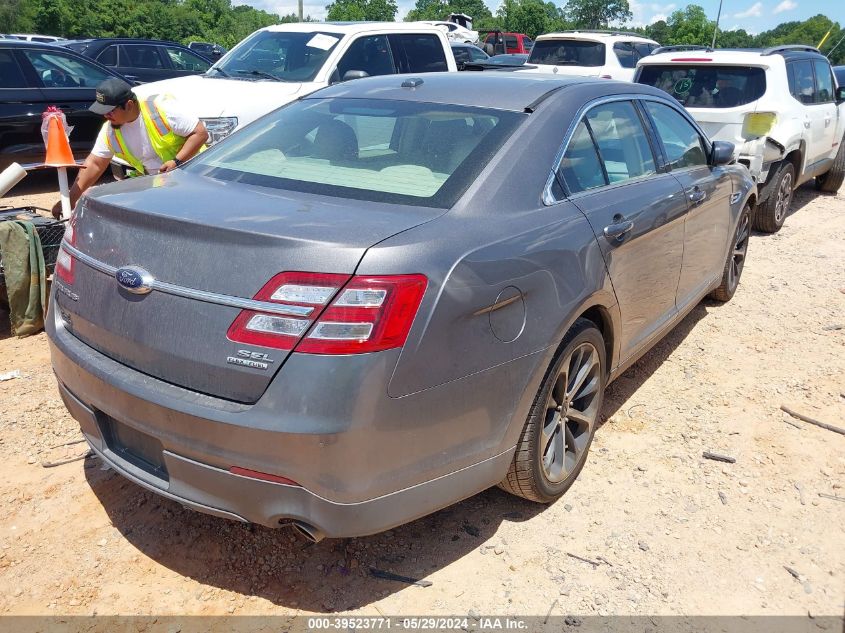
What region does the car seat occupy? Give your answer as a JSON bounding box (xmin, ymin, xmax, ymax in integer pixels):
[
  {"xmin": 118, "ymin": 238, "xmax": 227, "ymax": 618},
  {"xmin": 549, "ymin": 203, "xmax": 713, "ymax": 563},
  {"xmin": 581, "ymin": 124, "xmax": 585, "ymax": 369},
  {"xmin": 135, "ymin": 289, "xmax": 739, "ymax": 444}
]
[{"xmin": 312, "ymin": 119, "xmax": 359, "ymax": 164}]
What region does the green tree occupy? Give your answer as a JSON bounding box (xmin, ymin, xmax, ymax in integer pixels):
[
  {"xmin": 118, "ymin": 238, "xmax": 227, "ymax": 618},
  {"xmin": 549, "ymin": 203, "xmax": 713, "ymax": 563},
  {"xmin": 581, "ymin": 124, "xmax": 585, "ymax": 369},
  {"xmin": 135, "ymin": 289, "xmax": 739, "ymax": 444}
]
[
  {"xmin": 645, "ymin": 19, "xmax": 669, "ymax": 45},
  {"xmin": 665, "ymin": 4, "xmax": 714, "ymax": 45},
  {"xmin": 326, "ymin": 0, "xmax": 398, "ymax": 21},
  {"xmin": 563, "ymin": 0, "xmax": 631, "ymax": 30}
]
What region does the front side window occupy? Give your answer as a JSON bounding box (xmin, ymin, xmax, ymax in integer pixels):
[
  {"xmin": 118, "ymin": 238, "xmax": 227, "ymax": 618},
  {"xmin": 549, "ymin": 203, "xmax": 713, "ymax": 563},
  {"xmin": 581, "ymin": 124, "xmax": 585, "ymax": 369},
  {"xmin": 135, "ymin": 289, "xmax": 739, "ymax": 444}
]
[
  {"xmin": 0, "ymin": 50, "xmax": 27, "ymax": 88},
  {"xmin": 187, "ymin": 98, "xmax": 521, "ymax": 208},
  {"xmin": 788, "ymin": 60, "xmax": 816, "ymax": 105},
  {"xmin": 637, "ymin": 65, "xmax": 766, "ymax": 108},
  {"xmin": 586, "ymin": 101, "xmax": 656, "ymax": 183},
  {"xmin": 217, "ymin": 30, "xmax": 343, "ymax": 82},
  {"xmin": 644, "ymin": 101, "xmax": 707, "ymax": 170},
  {"xmin": 814, "ymin": 61, "xmax": 834, "ymax": 103},
  {"xmin": 22, "ymin": 49, "xmax": 112, "ymax": 87},
  {"xmin": 165, "ymin": 46, "xmax": 211, "ymax": 72},
  {"xmin": 120, "ymin": 44, "xmax": 164, "ymax": 69},
  {"xmin": 529, "ymin": 39, "xmax": 605, "ymax": 67},
  {"xmin": 338, "ymin": 35, "xmax": 395, "ymax": 79},
  {"xmin": 469, "ymin": 46, "xmax": 488, "ymax": 62},
  {"xmin": 452, "ymin": 46, "xmax": 469, "ymax": 64}
]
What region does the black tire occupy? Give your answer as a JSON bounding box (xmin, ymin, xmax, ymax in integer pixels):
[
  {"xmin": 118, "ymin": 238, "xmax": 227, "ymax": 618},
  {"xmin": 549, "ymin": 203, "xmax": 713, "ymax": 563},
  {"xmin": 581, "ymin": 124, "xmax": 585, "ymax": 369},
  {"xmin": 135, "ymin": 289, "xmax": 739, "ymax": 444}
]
[
  {"xmin": 815, "ymin": 136, "xmax": 845, "ymax": 193},
  {"xmin": 754, "ymin": 162, "xmax": 794, "ymax": 233},
  {"xmin": 499, "ymin": 318, "xmax": 605, "ymax": 503},
  {"xmin": 710, "ymin": 203, "xmax": 751, "ymax": 302}
]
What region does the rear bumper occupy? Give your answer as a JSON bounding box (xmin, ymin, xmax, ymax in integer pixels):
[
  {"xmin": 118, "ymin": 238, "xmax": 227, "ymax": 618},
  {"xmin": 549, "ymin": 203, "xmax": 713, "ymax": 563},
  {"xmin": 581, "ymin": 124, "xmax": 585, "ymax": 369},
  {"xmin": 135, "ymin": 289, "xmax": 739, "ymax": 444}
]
[{"xmin": 47, "ymin": 303, "xmax": 531, "ymax": 538}]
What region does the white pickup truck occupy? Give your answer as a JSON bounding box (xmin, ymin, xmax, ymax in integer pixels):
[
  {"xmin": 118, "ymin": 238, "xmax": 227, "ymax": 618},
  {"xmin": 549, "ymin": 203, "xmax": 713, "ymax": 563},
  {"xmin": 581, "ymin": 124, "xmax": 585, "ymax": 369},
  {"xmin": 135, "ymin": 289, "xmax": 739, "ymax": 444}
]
[{"xmin": 133, "ymin": 22, "xmax": 456, "ymax": 145}]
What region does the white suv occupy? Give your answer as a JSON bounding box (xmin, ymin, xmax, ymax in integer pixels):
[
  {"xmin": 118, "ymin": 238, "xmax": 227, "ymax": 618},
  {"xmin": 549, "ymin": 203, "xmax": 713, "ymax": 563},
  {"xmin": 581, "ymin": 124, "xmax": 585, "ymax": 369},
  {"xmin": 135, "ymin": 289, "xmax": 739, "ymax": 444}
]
[
  {"xmin": 636, "ymin": 45, "xmax": 845, "ymax": 232},
  {"xmin": 519, "ymin": 30, "xmax": 659, "ymax": 81},
  {"xmin": 133, "ymin": 23, "xmax": 455, "ymax": 146}
]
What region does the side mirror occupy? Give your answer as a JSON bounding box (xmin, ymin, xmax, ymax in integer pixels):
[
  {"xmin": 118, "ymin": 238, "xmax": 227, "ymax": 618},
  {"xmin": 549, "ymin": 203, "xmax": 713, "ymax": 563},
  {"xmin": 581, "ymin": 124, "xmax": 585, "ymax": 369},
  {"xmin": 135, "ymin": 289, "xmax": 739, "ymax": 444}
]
[
  {"xmin": 342, "ymin": 69, "xmax": 369, "ymax": 81},
  {"xmin": 711, "ymin": 140, "xmax": 735, "ymax": 166},
  {"xmin": 836, "ymin": 85, "xmax": 845, "ymax": 103}
]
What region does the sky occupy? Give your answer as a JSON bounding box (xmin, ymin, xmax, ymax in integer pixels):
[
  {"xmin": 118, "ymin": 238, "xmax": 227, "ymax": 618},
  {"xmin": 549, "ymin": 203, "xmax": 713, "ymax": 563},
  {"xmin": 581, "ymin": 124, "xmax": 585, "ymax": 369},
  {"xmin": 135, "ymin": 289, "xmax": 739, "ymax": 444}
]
[{"xmin": 234, "ymin": 0, "xmax": 842, "ymax": 36}]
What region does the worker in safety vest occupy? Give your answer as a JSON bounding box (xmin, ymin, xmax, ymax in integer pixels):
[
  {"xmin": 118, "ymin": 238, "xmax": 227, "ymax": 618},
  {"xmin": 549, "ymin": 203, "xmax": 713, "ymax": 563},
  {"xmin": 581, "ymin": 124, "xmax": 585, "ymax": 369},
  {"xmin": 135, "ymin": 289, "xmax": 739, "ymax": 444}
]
[{"xmin": 51, "ymin": 77, "xmax": 208, "ymax": 218}]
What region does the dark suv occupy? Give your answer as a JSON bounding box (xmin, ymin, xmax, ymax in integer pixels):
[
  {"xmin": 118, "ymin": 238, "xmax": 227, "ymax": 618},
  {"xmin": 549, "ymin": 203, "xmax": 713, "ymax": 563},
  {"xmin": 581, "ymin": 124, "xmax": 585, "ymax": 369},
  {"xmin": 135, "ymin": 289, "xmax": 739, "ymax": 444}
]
[
  {"xmin": 61, "ymin": 38, "xmax": 212, "ymax": 84},
  {"xmin": 0, "ymin": 40, "xmax": 130, "ymax": 171}
]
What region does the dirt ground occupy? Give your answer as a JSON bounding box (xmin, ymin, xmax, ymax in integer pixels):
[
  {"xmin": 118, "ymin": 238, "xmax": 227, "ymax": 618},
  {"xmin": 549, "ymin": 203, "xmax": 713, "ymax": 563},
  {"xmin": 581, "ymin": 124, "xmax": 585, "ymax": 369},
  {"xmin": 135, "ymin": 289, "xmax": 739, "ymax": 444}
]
[{"xmin": 0, "ymin": 172, "xmax": 843, "ymax": 621}]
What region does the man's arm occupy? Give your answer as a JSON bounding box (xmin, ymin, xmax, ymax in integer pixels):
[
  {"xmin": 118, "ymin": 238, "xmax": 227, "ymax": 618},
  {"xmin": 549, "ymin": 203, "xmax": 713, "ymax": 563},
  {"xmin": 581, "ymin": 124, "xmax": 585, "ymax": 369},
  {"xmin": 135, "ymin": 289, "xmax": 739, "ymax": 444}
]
[
  {"xmin": 159, "ymin": 121, "xmax": 209, "ymax": 173},
  {"xmin": 51, "ymin": 153, "xmax": 112, "ymax": 218}
]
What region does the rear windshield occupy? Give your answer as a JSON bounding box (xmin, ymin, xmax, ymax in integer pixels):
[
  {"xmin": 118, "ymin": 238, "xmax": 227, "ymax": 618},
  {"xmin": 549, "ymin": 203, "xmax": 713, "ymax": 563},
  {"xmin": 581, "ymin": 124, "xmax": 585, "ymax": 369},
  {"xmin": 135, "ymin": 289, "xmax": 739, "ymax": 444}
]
[
  {"xmin": 215, "ymin": 30, "xmax": 344, "ymax": 82},
  {"xmin": 187, "ymin": 98, "xmax": 522, "ymax": 208},
  {"xmin": 637, "ymin": 65, "xmax": 766, "ymax": 108},
  {"xmin": 528, "ymin": 39, "xmax": 605, "ymax": 67}
]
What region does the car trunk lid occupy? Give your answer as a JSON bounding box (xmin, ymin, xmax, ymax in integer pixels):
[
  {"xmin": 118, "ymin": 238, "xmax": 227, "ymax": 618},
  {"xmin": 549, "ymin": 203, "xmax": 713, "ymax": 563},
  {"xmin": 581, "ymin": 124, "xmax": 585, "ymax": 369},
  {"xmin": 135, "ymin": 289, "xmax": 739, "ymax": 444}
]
[{"xmin": 57, "ymin": 171, "xmax": 439, "ymax": 403}]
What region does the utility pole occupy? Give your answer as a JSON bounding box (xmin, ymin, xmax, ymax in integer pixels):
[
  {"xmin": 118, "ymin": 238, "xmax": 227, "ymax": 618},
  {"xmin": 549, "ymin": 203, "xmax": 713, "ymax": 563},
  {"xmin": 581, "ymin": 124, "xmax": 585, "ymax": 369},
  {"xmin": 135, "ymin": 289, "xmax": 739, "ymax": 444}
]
[
  {"xmin": 298, "ymin": 0, "xmax": 303, "ymax": 21},
  {"xmin": 711, "ymin": 0, "xmax": 723, "ymax": 48}
]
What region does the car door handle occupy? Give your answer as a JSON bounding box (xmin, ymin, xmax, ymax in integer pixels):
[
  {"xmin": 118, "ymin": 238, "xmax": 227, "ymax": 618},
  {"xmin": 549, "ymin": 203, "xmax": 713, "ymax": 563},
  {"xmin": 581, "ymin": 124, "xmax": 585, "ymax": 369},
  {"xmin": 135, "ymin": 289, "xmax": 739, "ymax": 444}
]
[
  {"xmin": 825, "ymin": 116, "xmax": 832, "ymax": 127},
  {"xmin": 803, "ymin": 120, "xmax": 811, "ymax": 129},
  {"xmin": 689, "ymin": 188, "xmax": 706, "ymax": 204},
  {"xmin": 603, "ymin": 219, "xmax": 634, "ymax": 240}
]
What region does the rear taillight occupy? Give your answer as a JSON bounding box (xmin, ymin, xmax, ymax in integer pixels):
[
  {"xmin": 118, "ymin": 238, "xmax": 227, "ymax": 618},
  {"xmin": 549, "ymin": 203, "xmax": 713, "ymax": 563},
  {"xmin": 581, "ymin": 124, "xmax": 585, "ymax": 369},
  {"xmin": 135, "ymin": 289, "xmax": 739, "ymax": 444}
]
[
  {"xmin": 55, "ymin": 212, "xmax": 75, "ymax": 284},
  {"xmin": 227, "ymin": 272, "xmax": 427, "ymax": 355},
  {"xmin": 227, "ymin": 272, "xmax": 350, "ymax": 350}
]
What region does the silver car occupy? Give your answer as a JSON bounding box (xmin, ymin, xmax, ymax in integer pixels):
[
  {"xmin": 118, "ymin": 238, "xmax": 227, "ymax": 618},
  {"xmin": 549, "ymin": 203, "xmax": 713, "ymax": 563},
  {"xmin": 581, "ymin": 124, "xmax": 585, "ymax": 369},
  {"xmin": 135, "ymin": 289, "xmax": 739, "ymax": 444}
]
[{"xmin": 47, "ymin": 73, "xmax": 755, "ymax": 541}]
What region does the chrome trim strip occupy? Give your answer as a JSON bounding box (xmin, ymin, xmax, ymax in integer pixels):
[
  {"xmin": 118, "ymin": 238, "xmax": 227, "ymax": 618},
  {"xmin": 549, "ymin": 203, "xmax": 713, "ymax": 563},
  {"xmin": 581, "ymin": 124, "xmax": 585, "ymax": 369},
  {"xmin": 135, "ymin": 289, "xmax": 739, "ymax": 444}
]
[{"xmin": 63, "ymin": 243, "xmax": 314, "ymax": 318}]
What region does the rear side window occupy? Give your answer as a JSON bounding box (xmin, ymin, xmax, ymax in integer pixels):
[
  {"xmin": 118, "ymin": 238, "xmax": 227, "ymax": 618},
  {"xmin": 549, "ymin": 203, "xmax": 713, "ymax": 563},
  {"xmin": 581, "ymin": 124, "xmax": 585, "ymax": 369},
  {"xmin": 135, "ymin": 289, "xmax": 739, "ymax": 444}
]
[
  {"xmin": 505, "ymin": 36, "xmax": 516, "ymax": 49},
  {"xmin": 788, "ymin": 60, "xmax": 815, "ymax": 104},
  {"xmin": 637, "ymin": 65, "xmax": 765, "ymax": 108},
  {"xmin": 613, "ymin": 42, "xmax": 636, "ymax": 69},
  {"xmin": 121, "ymin": 44, "xmax": 164, "ymax": 69},
  {"xmin": 529, "ymin": 39, "xmax": 605, "ymax": 67},
  {"xmin": 644, "ymin": 101, "xmax": 707, "ymax": 170},
  {"xmin": 392, "ymin": 34, "xmax": 447, "ymax": 73},
  {"xmin": 96, "ymin": 45, "xmax": 117, "ymax": 66},
  {"xmin": 189, "ymin": 98, "xmax": 521, "ymax": 208},
  {"xmin": 559, "ymin": 121, "xmax": 605, "ymax": 193},
  {"xmin": 0, "ymin": 50, "xmax": 27, "ymax": 88},
  {"xmin": 586, "ymin": 101, "xmax": 656, "ymax": 184},
  {"xmin": 814, "ymin": 61, "xmax": 834, "ymax": 103},
  {"xmin": 339, "ymin": 35, "xmax": 395, "ymax": 78}
]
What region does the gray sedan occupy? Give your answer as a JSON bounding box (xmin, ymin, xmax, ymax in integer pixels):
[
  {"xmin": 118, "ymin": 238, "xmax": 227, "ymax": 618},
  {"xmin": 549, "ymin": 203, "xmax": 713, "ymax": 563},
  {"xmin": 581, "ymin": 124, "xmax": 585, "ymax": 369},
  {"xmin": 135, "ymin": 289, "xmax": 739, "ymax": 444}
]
[{"xmin": 47, "ymin": 73, "xmax": 755, "ymax": 541}]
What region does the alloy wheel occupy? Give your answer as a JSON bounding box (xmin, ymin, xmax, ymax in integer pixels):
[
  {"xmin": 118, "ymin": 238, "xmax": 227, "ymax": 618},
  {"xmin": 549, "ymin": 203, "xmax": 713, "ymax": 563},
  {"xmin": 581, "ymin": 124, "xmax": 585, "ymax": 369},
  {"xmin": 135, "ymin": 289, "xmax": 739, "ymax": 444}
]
[
  {"xmin": 541, "ymin": 342, "xmax": 601, "ymax": 483},
  {"xmin": 774, "ymin": 171, "xmax": 793, "ymax": 224},
  {"xmin": 728, "ymin": 212, "xmax": 750, "ymax": 291}
]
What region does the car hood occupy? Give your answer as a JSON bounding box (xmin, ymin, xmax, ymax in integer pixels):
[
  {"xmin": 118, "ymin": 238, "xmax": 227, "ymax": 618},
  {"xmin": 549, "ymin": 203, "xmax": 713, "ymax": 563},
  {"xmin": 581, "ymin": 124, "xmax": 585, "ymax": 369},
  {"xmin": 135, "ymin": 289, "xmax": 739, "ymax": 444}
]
[{"xmin": 133, "ymin": 74, "xmax": 308, "ymax": 128}]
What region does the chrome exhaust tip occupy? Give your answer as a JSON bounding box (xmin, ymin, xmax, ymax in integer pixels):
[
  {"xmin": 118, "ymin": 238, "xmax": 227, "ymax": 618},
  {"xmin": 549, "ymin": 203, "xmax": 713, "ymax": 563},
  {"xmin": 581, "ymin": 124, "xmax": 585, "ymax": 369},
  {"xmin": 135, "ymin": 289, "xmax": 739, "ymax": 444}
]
[{"xmin": 290, "ymin": 520, "xmax": 325, "ymax": 543}]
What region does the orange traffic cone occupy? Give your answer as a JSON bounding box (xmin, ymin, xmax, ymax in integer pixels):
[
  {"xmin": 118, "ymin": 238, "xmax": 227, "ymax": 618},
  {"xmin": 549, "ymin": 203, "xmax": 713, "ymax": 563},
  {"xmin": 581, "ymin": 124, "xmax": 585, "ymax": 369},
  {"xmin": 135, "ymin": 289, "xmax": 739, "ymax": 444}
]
[{"xmin": 43, "ymin": 114, "xmax": 77, "ymax": 167}]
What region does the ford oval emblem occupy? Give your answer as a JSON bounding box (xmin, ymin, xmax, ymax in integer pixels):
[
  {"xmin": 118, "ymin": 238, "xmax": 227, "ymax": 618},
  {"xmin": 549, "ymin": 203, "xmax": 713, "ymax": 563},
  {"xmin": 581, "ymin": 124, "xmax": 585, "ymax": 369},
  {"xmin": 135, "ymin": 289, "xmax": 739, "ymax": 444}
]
[{"xmin": 115, "ymin": 266, "xmax": 154, "ymax": 295}]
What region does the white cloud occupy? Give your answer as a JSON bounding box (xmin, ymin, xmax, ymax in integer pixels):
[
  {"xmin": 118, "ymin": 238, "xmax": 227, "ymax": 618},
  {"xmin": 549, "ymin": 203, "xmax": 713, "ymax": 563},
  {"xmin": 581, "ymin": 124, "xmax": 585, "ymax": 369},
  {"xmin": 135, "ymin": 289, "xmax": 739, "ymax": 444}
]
[
  {"xmin": 773, "ymin": 0, "xmax": 797, "ymax": 14},
  {"xmin": 651, "ymin": 13, "xmax": 668, "ymax": 23},
  {"xmin": 734, "ymin": 2, "xmax": 763, "ymax": 18}
]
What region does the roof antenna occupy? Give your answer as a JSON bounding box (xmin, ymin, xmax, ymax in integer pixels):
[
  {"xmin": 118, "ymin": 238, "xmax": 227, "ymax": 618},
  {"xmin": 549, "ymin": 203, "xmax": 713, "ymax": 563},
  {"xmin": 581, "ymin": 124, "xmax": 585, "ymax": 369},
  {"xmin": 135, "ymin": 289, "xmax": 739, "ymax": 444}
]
[{"xmin": 711, "ymin": 0, "xmax": 723, "ymax": 49}]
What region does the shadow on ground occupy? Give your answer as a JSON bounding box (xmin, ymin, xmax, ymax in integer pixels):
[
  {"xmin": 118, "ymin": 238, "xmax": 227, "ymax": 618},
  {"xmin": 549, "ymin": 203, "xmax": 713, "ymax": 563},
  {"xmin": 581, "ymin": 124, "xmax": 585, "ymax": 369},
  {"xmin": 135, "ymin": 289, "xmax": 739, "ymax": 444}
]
[{"xmin": 81, "ymin": 298, "xmax": 719, "ymax": 611}]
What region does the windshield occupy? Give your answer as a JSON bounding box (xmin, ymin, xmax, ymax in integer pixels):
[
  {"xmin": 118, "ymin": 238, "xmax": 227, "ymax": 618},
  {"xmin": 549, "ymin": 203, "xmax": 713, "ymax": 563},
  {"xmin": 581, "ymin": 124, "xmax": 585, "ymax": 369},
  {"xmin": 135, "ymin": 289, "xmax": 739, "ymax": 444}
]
[
  {"xmin": 186, "ymin": 98, "xmax": 522, "ymax": 208},
  {"xmin": 213, "ymin": 30, "xmax": 344, "ymax": 82},
  {"xmin": 637, "ymin": 65, "xmax": 767, "ymax": 108},
  {"xmin": 528, "ymin": 39, "xmax": 605, "ymax": 66}
]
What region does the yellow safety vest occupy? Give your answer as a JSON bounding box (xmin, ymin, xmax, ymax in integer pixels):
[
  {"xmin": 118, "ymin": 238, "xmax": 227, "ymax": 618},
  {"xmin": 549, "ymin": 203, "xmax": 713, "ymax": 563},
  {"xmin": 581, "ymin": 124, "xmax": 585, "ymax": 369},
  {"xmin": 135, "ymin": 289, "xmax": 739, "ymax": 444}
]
[{"xmin": 103, "ymin": 94, "xmax": 196, "ymax": 176}]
